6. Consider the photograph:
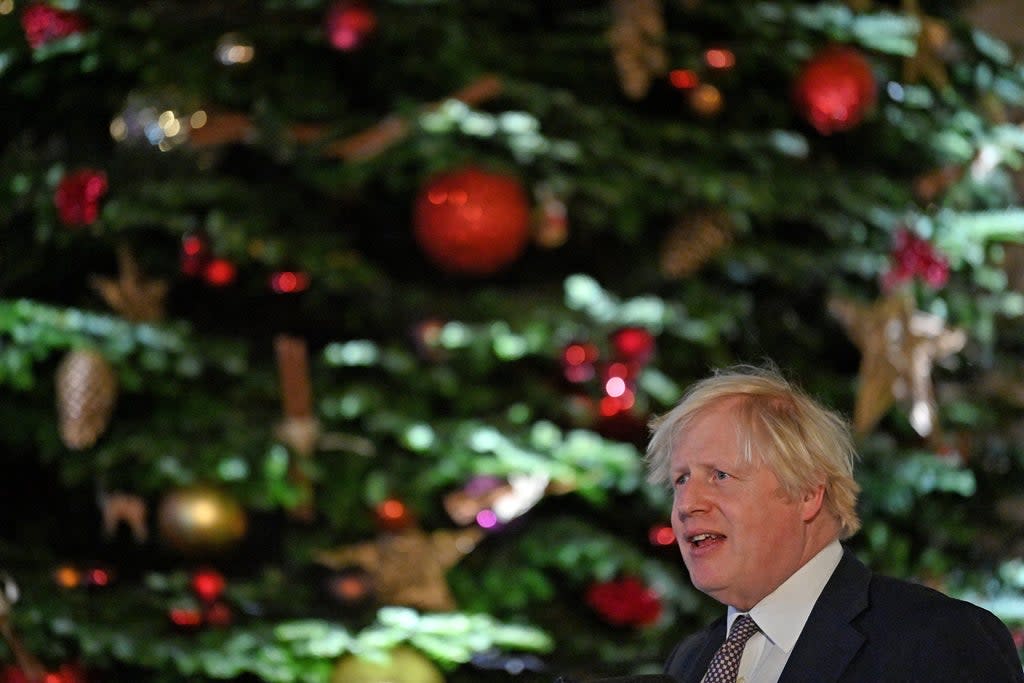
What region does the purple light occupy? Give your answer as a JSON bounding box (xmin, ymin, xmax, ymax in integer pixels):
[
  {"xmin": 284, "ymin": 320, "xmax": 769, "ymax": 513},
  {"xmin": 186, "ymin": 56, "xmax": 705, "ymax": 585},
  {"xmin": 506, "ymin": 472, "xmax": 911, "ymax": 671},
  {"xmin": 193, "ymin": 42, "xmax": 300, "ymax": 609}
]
[{"xmin": 476, "ymin": 509, "xmax": 498, "ymax": 529}]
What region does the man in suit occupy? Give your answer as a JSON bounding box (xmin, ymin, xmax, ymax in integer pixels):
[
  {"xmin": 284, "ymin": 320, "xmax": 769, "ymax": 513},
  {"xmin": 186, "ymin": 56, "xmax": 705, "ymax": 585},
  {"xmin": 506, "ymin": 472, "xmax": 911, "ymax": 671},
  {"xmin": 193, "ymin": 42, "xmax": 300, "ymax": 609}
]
[{"xmin": 645, "ymin": 365, "xmax": 1023, "ymax": 683}]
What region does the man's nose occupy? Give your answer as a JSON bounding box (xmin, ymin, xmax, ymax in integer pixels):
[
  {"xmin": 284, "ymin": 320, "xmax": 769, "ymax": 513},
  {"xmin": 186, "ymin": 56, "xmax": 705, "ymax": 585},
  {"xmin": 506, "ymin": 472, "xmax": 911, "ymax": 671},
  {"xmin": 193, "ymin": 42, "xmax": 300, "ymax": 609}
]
[{"xmin": 675, "ymin": 478, "xmax": 710, "ymax": 516}]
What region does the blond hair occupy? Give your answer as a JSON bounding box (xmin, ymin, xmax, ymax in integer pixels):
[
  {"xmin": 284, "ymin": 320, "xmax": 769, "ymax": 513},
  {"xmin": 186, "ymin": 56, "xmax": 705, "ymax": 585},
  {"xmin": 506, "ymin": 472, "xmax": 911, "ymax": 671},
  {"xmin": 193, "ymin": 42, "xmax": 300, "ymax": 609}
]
[{"xmin": 646, "ymin": 364, "xmax": 861, "ymax": 539}]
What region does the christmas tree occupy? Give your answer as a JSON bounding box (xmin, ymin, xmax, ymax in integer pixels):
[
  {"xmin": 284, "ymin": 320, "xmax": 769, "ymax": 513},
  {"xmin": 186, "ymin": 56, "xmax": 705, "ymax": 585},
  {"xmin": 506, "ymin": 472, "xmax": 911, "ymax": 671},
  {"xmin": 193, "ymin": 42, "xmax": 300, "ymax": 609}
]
[{"xmin": 3, "ymin": 0, "xmax": 1024, "ymax": 680}]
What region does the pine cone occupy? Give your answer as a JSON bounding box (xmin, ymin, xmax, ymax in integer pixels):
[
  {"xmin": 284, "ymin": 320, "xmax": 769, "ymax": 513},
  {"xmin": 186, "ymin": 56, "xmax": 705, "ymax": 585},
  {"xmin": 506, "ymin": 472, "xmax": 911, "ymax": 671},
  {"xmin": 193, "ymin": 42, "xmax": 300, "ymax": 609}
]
[
  {"xmin": 608, "ymin": 0, "xmax": 667, "ymax": 99},
  {"xmin": 660, "ymin": 209, "xmax": 734, "ymax": 278},
  {"xmin": 55, "ymin": 349, "xmax": 119, "ymax": 450}
]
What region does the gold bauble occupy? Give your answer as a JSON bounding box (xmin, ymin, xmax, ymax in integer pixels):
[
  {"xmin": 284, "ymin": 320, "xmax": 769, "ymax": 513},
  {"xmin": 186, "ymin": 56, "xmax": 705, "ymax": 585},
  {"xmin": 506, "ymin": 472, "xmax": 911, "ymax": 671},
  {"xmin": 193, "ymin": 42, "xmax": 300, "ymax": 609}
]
[
  {"xmin": 331, "ymin": 646, "xmax": 444, "ymax": 683},
  {"xmin": 689, "ymin": 83, "xmax": 722, "ymax": 117},
  {"xmin": 157, "ymin": 485, "xmax": 247, "ymax": 556}
]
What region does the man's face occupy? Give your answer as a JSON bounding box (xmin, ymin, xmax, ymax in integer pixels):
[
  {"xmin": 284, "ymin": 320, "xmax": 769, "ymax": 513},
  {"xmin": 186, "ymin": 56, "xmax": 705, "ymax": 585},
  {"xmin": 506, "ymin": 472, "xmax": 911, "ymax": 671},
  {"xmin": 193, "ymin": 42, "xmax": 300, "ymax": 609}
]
[{"xmin": 669, "ymin": 399, "xmax": 823, "ymax": 611}]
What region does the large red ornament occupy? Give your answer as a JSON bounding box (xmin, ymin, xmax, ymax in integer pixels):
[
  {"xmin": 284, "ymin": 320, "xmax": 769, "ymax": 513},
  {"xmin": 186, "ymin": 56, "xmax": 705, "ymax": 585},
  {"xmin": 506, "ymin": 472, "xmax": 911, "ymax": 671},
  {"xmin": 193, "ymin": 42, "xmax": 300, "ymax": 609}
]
[
  {"xmin": 585, "ymin": 575, "xmax": 663, "ymax": 627},
  {"xmin": 793, "ymin": 45, "xmax": 877, "ymax": 135},
  {"xmin": 54, "ymin": 169, "xmax": 108, "ymax": 227},
  {"xmin": 21, "ymin": 3, "xmax": 87, "ymax": 49},
  {"xmin": 414, "ymin": 167, "xmax": 531, "ymax": 276},
  {"xmin": 324, "ymin": 1, "xmax": 377, "ymax": 51}
]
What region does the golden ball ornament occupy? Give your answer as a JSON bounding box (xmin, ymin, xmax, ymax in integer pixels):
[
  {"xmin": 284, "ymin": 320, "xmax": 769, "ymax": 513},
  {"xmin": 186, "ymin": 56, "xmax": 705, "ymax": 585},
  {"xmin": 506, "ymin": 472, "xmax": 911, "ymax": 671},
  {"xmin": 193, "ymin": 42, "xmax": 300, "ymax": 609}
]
[
  {"xmin": 330, "ymin": 646, "xmax": 444, "ymax": 683},
  {"xmin": 689, "ymin": 83, "xmax": 723, "ymax": 117},
  {"xmin": 157, "ymin": 485, "xmax": 247, "ymax": 556}
]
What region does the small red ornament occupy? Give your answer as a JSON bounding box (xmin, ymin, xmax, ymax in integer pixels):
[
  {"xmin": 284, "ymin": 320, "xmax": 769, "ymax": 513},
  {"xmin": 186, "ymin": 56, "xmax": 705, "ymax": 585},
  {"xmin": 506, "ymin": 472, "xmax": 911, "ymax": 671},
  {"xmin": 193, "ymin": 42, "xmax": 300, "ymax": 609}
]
[
  {"xmin": 882, "ymin": 228, "xmax": 950, "ymax": 290},
  {"xmin": 324, "ymin": 566, "xmax": 374, "ymax": 607},
  {"xmin": 269, "ymin": 270, "xmax": 311, "ymax": 294},
  {"xmin": 648, "ymin": 524, "xmax": 675, "ymax": 546},
  {"xmin": 21, "ymin": 3, "xmax": 87, "ymax": 49},
  {"xmin": 375, "ymin": 498, "xmax": 413, "ymax": 532},
  {"xmin": 191, "ymin": 568, "xmax": 226, "ymax": 603},
  {"xmin": 180, "ymin": 233, "xmax": 211, "ymax": 277},
  {"xmin": 413, "ymin": 166, "xmax": 531, "ymax": 276},
  {"xmin": 54, "ymin": 169, "xmax": 107, "ymax": 227},
  {"xmin": 203, "ymin": 258, "xmax": 237, "ymax": 286},
  {"xmin": 411, "ymin": 318, "xmax": 448, "ymax": 362},
  {"xmin": 609, "ymin": 327, "xmax": 656, "ymax": 366},
  {"xmin": 324, "ymin": 1, "xmax": 377, "ymax": 51},
  {"xmin": 168, "ymin": 606, "xmax": 204, "ymax": 629},
  {"xmin": 561, "ymin": 341, "xmax": 599, "ymax": 383},
  {"xmin": 4, "ymin": 663, "xmax": 88, "ymax": 683},
  {"xmin": 585, "ymin": 575, "xmax": 663, "ymax": 627},
  {"xmin": 532, "ymin": 189, "xmax": 569, "ymax": 249},
  {"xmin": 793, "ymin": 45, "xmax": 877, "ymax": 135},
  {"xmin": 204, "ymin": 601, "xmax": 233, "ymax": 627}
]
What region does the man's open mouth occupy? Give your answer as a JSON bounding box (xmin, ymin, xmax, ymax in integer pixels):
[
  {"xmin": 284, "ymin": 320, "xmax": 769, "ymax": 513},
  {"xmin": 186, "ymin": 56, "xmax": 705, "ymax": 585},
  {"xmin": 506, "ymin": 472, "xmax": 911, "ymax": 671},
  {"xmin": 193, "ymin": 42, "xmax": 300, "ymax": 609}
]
[{"xmin": 689, "ymin": 533, "xmax": 724, "ymax": 547}]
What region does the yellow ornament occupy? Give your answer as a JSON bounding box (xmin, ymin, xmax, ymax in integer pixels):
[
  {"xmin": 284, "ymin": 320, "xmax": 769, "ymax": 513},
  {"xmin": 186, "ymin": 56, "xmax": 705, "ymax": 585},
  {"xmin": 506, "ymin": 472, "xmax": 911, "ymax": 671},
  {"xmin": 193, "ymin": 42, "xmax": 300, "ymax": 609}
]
[
  {"xmin": 689, "ymin": 83, "xmax": 723, "ymax": 117},
  {"xmin": 331, "ymin": 646, "xmax": 444, "ymax": 683},
  {"xmin": 157, "ymin": 485, "xmax": 247, "ymax": 556}
]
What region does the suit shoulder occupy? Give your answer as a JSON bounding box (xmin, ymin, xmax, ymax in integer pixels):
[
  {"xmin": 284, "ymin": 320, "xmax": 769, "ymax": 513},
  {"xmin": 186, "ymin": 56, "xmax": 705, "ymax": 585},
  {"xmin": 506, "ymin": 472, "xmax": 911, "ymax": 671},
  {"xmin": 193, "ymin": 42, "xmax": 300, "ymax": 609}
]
[
  {"xmin": 861, "ymin": 573, "xmax": 1023, "ymax": 680},
  {"xmin": 869, "ymin": 573, "xmax": 1000, "ymax": 619},
  {"xmin": 866, "ymin": 573, "xmax": 1017, "ymax": 649}
]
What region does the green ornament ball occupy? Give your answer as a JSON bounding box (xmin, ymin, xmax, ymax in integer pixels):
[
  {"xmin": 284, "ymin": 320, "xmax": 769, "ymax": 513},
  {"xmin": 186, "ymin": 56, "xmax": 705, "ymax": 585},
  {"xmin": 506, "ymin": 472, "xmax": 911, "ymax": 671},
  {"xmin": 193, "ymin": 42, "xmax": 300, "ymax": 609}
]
[{"xmin": 330, "ymin": 646, "xmax": 445, "ymax": 683}]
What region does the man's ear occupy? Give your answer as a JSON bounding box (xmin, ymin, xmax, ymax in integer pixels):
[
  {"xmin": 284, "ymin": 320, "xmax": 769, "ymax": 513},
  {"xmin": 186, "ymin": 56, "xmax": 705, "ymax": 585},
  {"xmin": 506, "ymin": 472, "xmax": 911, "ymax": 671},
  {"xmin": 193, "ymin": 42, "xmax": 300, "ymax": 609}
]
[{"xmin": 800, "ymin": 484, "xmax": 826, "ymax": 522}]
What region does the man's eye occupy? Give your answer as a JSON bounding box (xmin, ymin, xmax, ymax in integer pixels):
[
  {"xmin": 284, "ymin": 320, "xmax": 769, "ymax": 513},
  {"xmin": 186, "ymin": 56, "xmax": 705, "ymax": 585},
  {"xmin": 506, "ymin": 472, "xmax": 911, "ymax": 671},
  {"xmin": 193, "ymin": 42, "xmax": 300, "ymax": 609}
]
[
  {"xmin": 674, "ymin": 473, "xmax": 690, "ymax": 485},
  {"xmin": 713, "ymin": 470, "xmax": 729, "ymax": 481}
]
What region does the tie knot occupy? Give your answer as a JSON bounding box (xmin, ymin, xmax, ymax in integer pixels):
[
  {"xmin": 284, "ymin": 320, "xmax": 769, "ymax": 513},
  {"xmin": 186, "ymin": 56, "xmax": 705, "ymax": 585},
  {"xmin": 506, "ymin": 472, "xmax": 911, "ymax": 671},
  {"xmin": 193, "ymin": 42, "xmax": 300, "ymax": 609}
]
[{"xmin": 727, "ymin": 614, "xmax": 759, "ymax": 644}]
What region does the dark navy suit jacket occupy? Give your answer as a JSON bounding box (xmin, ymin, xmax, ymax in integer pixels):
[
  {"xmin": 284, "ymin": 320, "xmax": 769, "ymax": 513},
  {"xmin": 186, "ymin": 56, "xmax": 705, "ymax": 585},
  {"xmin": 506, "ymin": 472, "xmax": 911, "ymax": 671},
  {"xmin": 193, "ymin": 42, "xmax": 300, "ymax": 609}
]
[{"xmin": 665, "ymin": 548, "xmax": 1024, "ymax": 682}]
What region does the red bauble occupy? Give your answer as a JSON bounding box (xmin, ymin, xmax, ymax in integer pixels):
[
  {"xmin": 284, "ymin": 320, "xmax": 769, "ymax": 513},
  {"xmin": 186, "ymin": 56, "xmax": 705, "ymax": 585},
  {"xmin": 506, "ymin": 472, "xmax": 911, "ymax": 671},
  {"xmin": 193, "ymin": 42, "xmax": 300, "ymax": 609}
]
[
  {"xmin": 191, "ymin": 568, "xmax": 226, "ymax": 603},
  {"xmin": 21, "ymin": 3, "xmax": 87, "ymax": 49},
  {"xmin": 882, "ymin": 228, "xmax": 950, "ymax": 290},
  {"xmin": 609, "ymin": 326, "xmax": 656, "ymax": 366},
  {"xmin": 180, "ymin": 233, "xmax": 211, "ymax": 277},
  {"xmin": 168, "ymin": 606, "xmax": 203, "ymax": 629},
  {"xmin": 793, "ymin": 45, "xmax": 877, "ymax": 135},
  {"xmin": 413, "ymin": 167, "xmax": 531, "ymax": 276},
  {"xmin": 324, "ymin": 1, "xmax": 377, "ymax": 51},
  {"xmin": 375, "ymin": 498, "xmax": 414, "ymax": 532},
  {"xmin": 562, "ymin": 341, "xmax": 599, "ymax": 383},
  {"xmin": 204, "ymin": 601, "xmax": 233, "ymax": 627},
  {"xmin": 585, "ymin": 575, "xmax": 663, "ymax": 627},
  {"xmin": 203, "ymin": 258, "xmax": 237, "ymax": 286},
  {"xmin": 54, "ymin": 169, "xmax": 108, "ymax": 227},
  {"xmin": 269, "ymin": 270, "xmax": 311, "ymax": 294},
  {"xmin": 3, "ymin": 663, "xmax": 87, "ymax": 683}
]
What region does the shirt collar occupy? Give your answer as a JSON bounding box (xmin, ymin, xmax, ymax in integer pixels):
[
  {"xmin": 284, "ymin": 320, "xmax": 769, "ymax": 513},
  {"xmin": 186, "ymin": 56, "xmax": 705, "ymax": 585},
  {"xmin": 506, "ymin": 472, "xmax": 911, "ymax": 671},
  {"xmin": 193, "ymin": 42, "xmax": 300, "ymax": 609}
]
[{"xmin": 726, "ymin": 539, "xmax": 843, "ymax": 652}]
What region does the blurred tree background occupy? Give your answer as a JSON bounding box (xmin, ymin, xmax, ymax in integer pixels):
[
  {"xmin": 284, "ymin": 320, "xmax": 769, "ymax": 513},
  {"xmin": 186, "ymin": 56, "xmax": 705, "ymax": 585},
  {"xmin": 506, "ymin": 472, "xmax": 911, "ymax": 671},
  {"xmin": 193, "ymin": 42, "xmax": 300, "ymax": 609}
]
[{"xmin": 4, "ymin": 0, "xmax": 1024, "ymax": 681}]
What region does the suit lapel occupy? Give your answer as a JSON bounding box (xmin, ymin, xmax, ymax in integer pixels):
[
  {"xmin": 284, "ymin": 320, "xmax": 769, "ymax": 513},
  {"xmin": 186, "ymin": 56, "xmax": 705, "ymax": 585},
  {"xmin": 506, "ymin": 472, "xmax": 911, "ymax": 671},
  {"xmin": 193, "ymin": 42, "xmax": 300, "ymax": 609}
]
[
  {"xmin": 778, "ymin": 548, "xmax": 869, "ymax": 683},
  {"xmin": 679, "ymin": 617, "xmax": 726, "ymax": 683}
]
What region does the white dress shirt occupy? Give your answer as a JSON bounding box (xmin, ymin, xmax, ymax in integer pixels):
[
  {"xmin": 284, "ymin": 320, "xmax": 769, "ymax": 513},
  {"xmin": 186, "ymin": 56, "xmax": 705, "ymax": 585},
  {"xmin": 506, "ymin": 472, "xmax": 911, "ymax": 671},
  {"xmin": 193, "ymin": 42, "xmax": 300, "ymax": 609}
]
[{"xmin": 706, "ymin": 539, "xmax": 844, "ymax": 683}]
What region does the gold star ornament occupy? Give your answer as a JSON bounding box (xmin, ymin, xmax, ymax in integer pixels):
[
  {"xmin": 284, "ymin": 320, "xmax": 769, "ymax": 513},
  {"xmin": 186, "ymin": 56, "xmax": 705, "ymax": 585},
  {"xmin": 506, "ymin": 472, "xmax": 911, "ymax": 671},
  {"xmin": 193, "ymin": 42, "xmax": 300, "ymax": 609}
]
[
  {"xmin": 315, "ymin": 527, "xmax": 484, "ymax": 612},
  {"xmin": 90, "ymin": 245, "xmax": 168, "ymax": 322},
  {"xmin": 828, "ymin": 292, "xmax": 966, "ymax": 437}
]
